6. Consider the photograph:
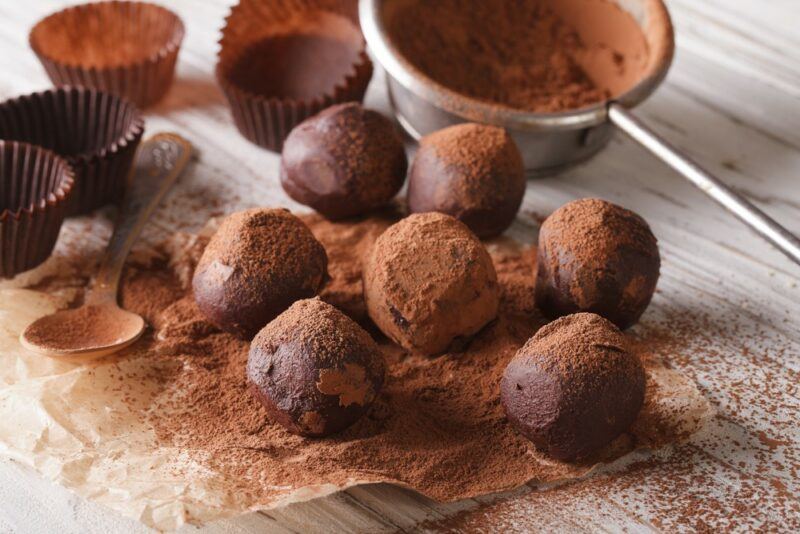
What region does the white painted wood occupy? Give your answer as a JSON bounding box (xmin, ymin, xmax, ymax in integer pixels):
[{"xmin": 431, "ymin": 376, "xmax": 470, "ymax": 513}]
[{"xmin": 0, "ymin": 0, "xmax": 798, "ymax": 532}]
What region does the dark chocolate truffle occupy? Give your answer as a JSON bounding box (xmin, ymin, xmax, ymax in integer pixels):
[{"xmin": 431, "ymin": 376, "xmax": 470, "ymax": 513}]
[
  {"xmin": 363, "ymin": 212, "xmax": 499, "ymax": 355},
  {"xmin": 407, "ymin": 123, "xmax": 525, "ymax": 238},
  {"xmin": 501, "ymin": 313, "xmax": 646, "ymax": 460},
  {"xmin": 193, "ymin": 208, "xmax": 328, "ymax": 339},
  {"xmin": 280, "ymin": 103, "xmax": 407, "ymax": 220},
  {"xmin": 535, "ymin": 198, "xmax": 660, "ymax": 329},
  {"xmin": 248, "ymin": 298, "xmax": 385, "ymax": 437}
]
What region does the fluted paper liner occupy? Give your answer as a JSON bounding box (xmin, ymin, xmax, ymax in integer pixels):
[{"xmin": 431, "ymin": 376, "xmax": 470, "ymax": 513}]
[
  {"xmin": 0, "ymin": 87, "xmax": 144, "ymax": 215},
  {"xmin": 29, "ymin": 1, "xmax": 185, "ymax": 108},
  {"xmin": 0, "ymin": 220, "xmax": 714, "ymax": 530},
  {"xmin": 217, "ymin": 0, "xmax": 373, "ymax": 151},
  {"xmin": 0, "ymin": 142, "xmax": 74, "ymax": 278}
]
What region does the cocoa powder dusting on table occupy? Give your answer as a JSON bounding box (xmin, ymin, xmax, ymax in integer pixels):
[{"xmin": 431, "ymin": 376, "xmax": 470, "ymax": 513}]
[
  {"xmin": 120, "ymin": 260, "xmax": 185, "ymax": 325},
  {"xmin": 425, "ymin": 305, "xmax": 800, "ymax": 532},
  {"xmin": 110, "ymin": 211, "xmax": 704, "ymax": 505}
]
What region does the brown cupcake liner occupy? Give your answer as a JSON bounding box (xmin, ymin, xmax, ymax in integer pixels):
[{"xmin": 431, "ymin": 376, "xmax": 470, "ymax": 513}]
[
  {"xmin": 29, "ymin": 1, "xmax": 185, "ymax": 108},
  {"xmin": 0, "ymin": 87, "xmax": 145, "ymax": 216},
  {"xmin": 0, "ymin": 141, "xmax": 75, "ymax": 278},
  {"xmin": 216, "ymin": 0, "xmax": 373, "ymax": 151}
]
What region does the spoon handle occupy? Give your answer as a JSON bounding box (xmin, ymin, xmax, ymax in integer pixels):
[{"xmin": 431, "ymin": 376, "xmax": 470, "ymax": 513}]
[
  {"xmin": 87, "ymin": 133, "xmax": 193, "ymax": 305},
  {"xmin": 609, "ymin": 103, "xmax": 800, "ymax": 266}
]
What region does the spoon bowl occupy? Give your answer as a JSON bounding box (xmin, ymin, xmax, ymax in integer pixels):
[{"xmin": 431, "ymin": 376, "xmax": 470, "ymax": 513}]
[{"xmin": 20, "ymin": 303, "xmax": 145, "ymax": 361}]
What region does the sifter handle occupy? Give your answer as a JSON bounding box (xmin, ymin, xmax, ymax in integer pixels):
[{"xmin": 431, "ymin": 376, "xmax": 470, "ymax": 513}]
[{"xmin": 608, "ymin": 103, "xmax": 800, "ymax": 266}]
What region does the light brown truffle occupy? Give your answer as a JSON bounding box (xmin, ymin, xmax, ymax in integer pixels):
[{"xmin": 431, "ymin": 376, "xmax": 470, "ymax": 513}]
[
  {"xmin": 192, "ymin": 208, "xmax": 328, "ymax": 339},
  {"xmin": 363, "ymin": 212, "xmax": 499, "ymax": 355},
  {"xmin": 407, "ymin": 123, "xmax": 525, "ymax": 238},
  {"xmin": 248, "ymin": 298, "xmax": 385, "ymax": 437}
]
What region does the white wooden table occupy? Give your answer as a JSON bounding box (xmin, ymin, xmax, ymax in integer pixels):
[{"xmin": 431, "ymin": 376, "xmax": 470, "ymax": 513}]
[{"xmin": 1, "ymin": 0, "xmax": 798, "ymax": 532}]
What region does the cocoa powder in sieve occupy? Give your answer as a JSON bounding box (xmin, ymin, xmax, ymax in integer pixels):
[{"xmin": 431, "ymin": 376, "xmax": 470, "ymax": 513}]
[{"xmin": 387, "ymin": 0, "xmax": 651, "ymax": 112}]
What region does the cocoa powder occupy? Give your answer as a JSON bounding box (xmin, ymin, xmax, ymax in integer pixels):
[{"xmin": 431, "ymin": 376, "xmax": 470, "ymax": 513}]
[
  {"xmin": 21, "ymin": 304, "xmax": 124, "ymax": 350},
  {"xmin": 387, "ymin": 0, "xmax": 651, "ymax": 113},
  {"xmin": 111, "ymin": 211, "xmax": 702, "ymax": 505}
]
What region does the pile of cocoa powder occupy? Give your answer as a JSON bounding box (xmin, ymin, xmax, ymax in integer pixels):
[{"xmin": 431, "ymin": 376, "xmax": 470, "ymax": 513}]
[{"xmin": 113, "ymin": 210, "xmax": 705, "ymax": 504}]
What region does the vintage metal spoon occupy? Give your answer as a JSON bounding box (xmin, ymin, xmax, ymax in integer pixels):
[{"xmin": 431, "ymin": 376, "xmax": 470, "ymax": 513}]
[{"xmin": 20, "ymin": 133, "xmax": 192, "ymax": 361}]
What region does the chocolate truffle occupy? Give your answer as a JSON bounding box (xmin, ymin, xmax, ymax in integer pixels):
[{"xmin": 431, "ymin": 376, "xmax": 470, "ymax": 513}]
[
  {"xmin": 535, "ymin": 198, "xmax": 660, "ymax": 329},
  {"xmin": 501, "ymin": 313, "xmax": 646, "ymax": 460},
  {"xmin": 280, "ymin": 103, "xmax": 407, "ymax": 220},
  {"xmin": 193, "ymin": 208, "xmax": 328, "ymax": 339},
  {"xmin": 407, "ymin": 123, "xmax": 525, "ymax": 238},
  {"xmin": 363, "ymin": 212, "xmax": 499, "ymax": 355},
  {"xmin": 248, "ymin": 298, "xmax": 385, "ymax": 437}
]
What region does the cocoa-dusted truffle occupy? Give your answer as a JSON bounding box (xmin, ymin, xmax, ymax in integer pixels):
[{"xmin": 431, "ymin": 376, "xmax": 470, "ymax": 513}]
[
  {"xmin": 535, "ymin": 198, "xmax": 660, "ymax": 329},
  {"xmin": 193, "ymin": 208, "xmax": 328, "ymax": 339},
  {"xmin": 248, "ymin": 298, "xmax": 385, "ymax": 437},
  {"xmin": 407, "ymin": 123, "xmax": 525, "ymax": 238},
  {"xmin": 280, "ymin": 103, "xmax": 407, "ymax": 220},
  {"xmin": 501, "ymin": 313, "xmax": 646, "ymax": 460},
  {"xmin": 363, "ymin": 212, "xmax": 499, "ymax": 355}
]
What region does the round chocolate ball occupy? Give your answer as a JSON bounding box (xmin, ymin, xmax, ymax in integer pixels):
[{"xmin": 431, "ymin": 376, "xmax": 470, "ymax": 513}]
[
  {"xmin": 407, "ymin": 123, "xmax": 525, "ymax": 238},
  {"xmin": 501, "ymin": 313, "xmax": 646, "ymax": 460},
  {"xmin": 363, "ymin": 212, "xmax": 499, "ymax": 355},
  {"xmin": 248, "ymin": 298, "xmax": 385, "ymax": 437},
  {"xmin": 280, "ymin": 103, "xmax": 407, "ymax": 220},
  {"xmin": 535, "ymin": 198, "xmax": 660, "ymax": 329},
  {"xmin": 192, "ymin": 208, "xmax": 328, "ymax": 339}
]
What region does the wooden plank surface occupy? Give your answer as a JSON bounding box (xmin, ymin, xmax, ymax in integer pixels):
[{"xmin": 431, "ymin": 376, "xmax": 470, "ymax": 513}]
[{"xmin": 0, "ymin": 0, "xmax": 798, "ymax": 532}]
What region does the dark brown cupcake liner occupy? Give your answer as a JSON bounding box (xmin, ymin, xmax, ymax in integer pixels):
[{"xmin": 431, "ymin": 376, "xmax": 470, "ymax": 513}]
[
  {"xmin": 216, "ymin": 0, "xmax": 373, "ymax": 151},
  {"xmin": 29, "ymin": 1, "xmax": 185, "ymax": 108},
  {"xmin": 0, "ymin": 141, "xmax": 74, "ymax": 278},
  {"xmin": 0, "ymin": 87, "xmax": 145, "ymax": 216}
]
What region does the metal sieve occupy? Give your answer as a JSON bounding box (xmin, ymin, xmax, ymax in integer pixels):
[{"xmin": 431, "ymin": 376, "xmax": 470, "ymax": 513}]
[{"xmin": 360, "ymin": 0, "xmax": 800, "ymax": 265}]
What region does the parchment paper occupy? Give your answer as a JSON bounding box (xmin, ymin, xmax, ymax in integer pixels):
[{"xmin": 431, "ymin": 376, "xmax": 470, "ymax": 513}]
[{"xmin": 0, "ymin": 229, "xmax": 713, "ymax": 531}]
